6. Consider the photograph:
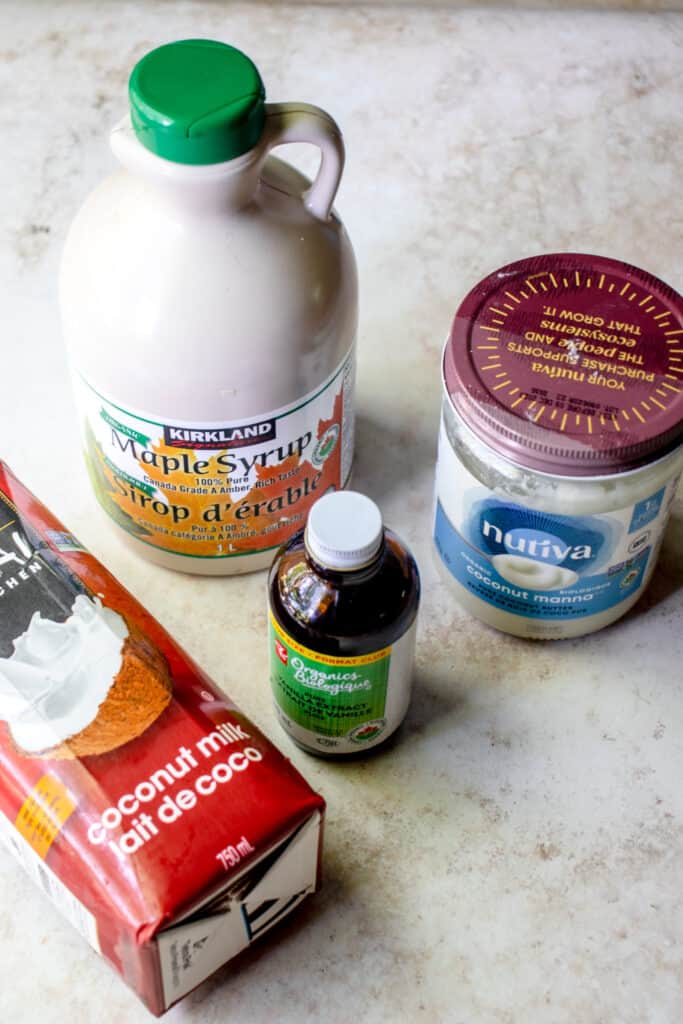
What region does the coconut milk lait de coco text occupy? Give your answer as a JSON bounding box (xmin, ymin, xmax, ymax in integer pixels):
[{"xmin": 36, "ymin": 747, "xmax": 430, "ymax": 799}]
[
  {"xmin": 60, "ymin": 39, "xmax": 357, "ymax": 574},
  {"xmin": 434, "ymin": 253, "xmax": 683, "ymax": 639},
  {"xmin": 269, "ymin": 491, "xmax": 420, "ymax": 756}
]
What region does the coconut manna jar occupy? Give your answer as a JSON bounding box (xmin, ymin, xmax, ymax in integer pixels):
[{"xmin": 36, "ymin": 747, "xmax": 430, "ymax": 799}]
[{"xmin": 434, "ymin": 253, "xmax": 683, "ymax": 639}]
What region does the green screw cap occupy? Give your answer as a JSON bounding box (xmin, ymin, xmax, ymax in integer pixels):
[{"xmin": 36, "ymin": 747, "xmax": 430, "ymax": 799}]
[{"xmin": 129, "ymin": 39, "xmax": 266, "ymax": 165}]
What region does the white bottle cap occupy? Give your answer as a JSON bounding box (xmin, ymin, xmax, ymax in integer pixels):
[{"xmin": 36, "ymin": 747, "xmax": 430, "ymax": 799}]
[{"xmin": 305, "ymin": 491, "xmax": 383, "ymax": 570}]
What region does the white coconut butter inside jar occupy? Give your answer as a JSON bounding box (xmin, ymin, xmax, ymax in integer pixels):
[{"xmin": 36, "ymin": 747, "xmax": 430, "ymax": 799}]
[{"xmin": 434, "ymin": 253, "xmax": 683, "ymax": 639}]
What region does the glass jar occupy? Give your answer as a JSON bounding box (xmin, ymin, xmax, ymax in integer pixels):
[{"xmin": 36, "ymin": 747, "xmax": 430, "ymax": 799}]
[{"xmin": 433, "ymin": 253, "xmax": 683, "ymax": 639}]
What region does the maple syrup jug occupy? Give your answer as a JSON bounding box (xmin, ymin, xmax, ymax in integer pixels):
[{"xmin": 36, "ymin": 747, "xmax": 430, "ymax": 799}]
[{"xmin": 61, "ymin": 40, "xmax": 357, "ymax": 574}]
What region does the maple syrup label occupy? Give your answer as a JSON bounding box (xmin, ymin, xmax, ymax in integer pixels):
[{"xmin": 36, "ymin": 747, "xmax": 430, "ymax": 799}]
[
  {"xmin": 269, "ymin": 612, "xmax": 417, "ymax": 754},
  {"xmin": 73, "ymin": 352, "xmax": 354, "ymax": 559}
]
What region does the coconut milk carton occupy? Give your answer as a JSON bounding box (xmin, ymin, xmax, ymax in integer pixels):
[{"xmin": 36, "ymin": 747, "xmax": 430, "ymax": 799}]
[{"xmin": 0, "ymin": 461, "xmax": 324, "ymax": 1014}]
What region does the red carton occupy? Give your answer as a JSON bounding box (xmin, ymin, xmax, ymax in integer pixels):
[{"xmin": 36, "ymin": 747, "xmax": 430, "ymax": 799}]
[{"xmin": 0, "ymin": 462, "xmax": 325, "ymax": 1014}]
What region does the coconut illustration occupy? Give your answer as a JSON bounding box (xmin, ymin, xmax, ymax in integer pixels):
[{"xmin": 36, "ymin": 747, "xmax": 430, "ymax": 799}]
[
  {"xmin": 491, "ymin": 553, "xmax": 579, "ymax": 591},
  {"xmin": 0, "ymin": 595, "xmax": 171, "ymax": 759}
]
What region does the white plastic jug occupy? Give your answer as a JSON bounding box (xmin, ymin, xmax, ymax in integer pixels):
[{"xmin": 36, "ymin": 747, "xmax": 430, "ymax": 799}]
[{"xmin": 61, "ymin": 39, "xmax": 357, "ymax": 575}]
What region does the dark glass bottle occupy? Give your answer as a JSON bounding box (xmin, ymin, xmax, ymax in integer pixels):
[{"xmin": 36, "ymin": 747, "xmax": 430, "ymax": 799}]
[{"xmin": 268, "ymin": 491, "xmax": 420, "ymax": 756}]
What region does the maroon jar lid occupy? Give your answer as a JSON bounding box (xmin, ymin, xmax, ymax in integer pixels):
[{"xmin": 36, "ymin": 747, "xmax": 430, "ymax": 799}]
[{"xmin": 443, "ymin": 253, "xmax": 683, "ymax": 476}]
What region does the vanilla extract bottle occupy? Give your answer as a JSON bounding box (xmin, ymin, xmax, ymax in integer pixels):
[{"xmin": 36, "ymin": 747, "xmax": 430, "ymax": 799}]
[{"xmin": 268, "ymin": 491, "xmax": 420, "ymax": 756}]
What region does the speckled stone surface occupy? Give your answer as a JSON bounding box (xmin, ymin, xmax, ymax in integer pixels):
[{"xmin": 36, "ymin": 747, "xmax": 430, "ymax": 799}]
[
  {"xmin": 1, "ymin": 3, "xmax": 683, "ymax": 1022},
  {"xmin": 312, "ymin": 0, "xmax": 682, "ymax": 7}
]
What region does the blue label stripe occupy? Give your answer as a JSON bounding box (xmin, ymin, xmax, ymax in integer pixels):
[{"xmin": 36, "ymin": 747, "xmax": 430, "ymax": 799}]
[{"xmin": 434, "ymin": 500, "xmax": 648, "ymax": 620}]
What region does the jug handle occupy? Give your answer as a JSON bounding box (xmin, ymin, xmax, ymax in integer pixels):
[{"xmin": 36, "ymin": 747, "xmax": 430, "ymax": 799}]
[{"xmin": 258, "ymin": 103, "xmax": 345, "ymax": 221}]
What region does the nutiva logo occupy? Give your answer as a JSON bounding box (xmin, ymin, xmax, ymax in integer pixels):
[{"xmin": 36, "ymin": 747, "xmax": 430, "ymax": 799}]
[
  {"xmin": 482, "ymin": 520, "xmax": 593, "ymax": 562},
  {"xmin": 163, "ymin": 420, "xmax": 275, "ymax": 450}
]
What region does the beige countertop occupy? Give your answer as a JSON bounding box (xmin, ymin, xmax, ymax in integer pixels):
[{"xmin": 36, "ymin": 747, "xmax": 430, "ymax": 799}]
[{"xmin": 1, "ymin": 2, "xmax": 683, "ymax": 1021}]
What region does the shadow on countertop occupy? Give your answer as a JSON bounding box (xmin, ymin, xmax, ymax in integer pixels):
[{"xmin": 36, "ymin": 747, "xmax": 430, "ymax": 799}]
[{"xmin": 352, "ymin": 409, "xmax": 438, "ymax": 511}]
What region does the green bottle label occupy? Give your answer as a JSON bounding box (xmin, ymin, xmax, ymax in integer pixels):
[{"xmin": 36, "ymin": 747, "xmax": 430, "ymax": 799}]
[{"xmin": 269, "ymin": 612, "xmax": 416, "ymax": 753}]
